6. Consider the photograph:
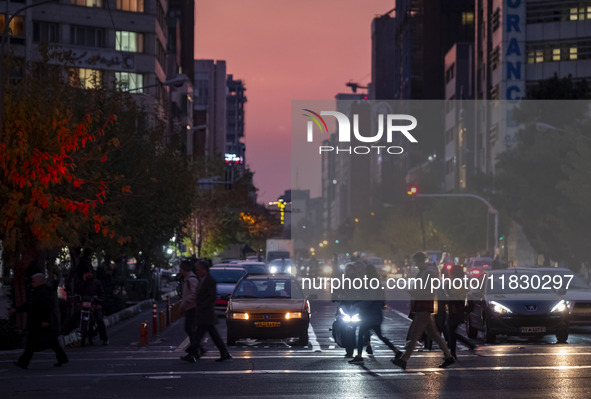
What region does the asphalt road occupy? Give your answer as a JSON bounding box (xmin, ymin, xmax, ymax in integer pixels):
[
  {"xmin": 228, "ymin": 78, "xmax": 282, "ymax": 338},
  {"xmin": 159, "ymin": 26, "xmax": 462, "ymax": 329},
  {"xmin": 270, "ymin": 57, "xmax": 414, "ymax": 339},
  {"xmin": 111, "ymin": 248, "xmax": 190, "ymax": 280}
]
[{"xmin": 2, "ymin": 299, "xmax": 591, "ymax": 398}]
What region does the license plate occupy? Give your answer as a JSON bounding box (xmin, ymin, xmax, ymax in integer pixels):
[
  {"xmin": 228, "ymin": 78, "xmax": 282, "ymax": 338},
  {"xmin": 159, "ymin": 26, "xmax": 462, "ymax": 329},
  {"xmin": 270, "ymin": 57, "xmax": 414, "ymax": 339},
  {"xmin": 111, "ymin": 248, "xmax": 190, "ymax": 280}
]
[
  {"xmin": 254, "ymin": 322, "xmax": 281, "ymax": 327},
  {"xmin": 520, "ymin": 326, "xmax": 546, "ymax": 333}
]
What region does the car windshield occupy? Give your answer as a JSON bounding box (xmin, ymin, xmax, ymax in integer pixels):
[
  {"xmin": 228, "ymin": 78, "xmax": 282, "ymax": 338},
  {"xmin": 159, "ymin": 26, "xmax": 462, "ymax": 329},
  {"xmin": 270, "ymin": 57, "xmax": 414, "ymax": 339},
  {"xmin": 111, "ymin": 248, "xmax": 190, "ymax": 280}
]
[
  {"xmin": 540, "ymin": 270, "xmax": 590, "ymax": 290},
  {"xmin": 210, "ymin": 269, "xmax": 246, "ymax": 284},
  {"xmin": 232, "ymin": 278, "xmax": 303, "ymax": 299},
  {"xmin": 487, "ymin": 272, "xmax": 549, "ymax": 294},
  {"xmin": 240, "ymin": 264, "xmax": 268, "ymax": 274}
]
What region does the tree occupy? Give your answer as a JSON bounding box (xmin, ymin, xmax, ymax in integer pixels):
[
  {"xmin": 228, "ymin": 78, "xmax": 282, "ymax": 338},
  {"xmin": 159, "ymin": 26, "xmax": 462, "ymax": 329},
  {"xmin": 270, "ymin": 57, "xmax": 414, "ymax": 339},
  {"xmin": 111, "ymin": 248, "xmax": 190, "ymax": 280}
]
[
  {"xmin": 493, "ymin": 75, "xmax": 591, "ymax": 266},
  {"xmin": 0, "ymin": 61, "xmax": 117, "ymax": 311}
]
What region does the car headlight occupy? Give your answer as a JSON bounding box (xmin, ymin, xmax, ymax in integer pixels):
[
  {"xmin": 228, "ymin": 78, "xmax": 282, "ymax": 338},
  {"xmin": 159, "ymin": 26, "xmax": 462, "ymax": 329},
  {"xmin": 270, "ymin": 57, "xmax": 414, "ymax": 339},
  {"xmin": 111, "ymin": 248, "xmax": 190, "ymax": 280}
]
[
  {"xmin": 323, "ymin": 265, "xmax": 332, "ymax": 274},
  {"xmin": 490, "ymin": 301, "xmax": 512, "ymax": 314},
  {"xmin": 270, "ymin": 266, "xmax": 278, "ymax": 273},
  {"xmin": 551, "ymin": 300, "xmax": 568, "ymax": 313},
  {"xmin": 285, "ymin": 312, "xmax": 302, "ymax": 319},
  {"xmin": 230, "ymin": 313, "xmax": 249, "ymax": 320}
]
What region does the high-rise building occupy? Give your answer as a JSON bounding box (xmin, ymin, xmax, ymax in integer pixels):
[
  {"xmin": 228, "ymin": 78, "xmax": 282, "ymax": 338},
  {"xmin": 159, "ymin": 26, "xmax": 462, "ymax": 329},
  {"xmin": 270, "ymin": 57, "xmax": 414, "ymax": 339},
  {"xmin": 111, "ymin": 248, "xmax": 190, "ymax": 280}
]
[
  {"xmin": 194, "ymin": 59, "xmax": 227, "ymax": 158},
  {"xmin": 4, "ymin": 0, "xmax": 170, "ymax": 108},
  {"xmin": 474, "ymin": 0, "xmax": 591, "ymax": 176},
  {"xmin": 226, "ymin": 74, "xmax": 247, "ymax": 171}
]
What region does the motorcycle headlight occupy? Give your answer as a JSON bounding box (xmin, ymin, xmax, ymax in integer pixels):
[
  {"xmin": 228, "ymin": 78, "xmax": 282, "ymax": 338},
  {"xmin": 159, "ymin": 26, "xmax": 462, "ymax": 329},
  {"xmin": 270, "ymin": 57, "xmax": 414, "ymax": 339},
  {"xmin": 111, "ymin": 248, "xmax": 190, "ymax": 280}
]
[
  {"xmin": 490, "ymin": 301, "xmax": 512, "ymax": 314},
  {"xmin": 551, "ymin": 300, "xmax": 568, "ymax": 313}
]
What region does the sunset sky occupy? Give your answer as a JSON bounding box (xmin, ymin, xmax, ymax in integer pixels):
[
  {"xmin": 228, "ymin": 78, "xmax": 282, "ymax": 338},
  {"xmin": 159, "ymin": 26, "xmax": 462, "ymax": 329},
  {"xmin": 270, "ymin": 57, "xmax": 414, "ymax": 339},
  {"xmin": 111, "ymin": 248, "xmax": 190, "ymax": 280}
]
[{"xmin": 195, "ymin": 0, "xmax": 394, "ymax": 204}]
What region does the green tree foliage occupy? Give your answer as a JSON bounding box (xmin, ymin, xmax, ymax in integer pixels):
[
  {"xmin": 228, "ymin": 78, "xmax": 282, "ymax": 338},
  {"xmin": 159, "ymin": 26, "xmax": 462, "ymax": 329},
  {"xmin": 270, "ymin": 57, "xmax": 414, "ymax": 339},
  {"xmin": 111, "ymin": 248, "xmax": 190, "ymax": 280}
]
[{"xmin": 494, "ymin": 90, "xmax": 591, "ymax": 265}]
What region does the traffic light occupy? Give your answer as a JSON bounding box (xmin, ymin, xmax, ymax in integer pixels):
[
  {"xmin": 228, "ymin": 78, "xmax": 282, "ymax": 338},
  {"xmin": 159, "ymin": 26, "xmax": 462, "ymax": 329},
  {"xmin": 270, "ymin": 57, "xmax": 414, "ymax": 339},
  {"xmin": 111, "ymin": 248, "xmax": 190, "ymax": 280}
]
[{"xmin": 407, "ymin": 186, "xmax": 418, "ymax": 196}]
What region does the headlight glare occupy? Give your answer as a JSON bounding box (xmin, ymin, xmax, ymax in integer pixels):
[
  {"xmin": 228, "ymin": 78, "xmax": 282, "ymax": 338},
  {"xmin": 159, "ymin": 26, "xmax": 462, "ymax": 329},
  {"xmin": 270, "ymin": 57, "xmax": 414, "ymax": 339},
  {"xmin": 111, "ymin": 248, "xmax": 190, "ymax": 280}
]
[
  {"xmin": 490, "ymin": 301, "xmax": 512, "ymax": 314},
  {"xmin": 551, "ymin": 300, "xmax": 568, "ymax": 313}
]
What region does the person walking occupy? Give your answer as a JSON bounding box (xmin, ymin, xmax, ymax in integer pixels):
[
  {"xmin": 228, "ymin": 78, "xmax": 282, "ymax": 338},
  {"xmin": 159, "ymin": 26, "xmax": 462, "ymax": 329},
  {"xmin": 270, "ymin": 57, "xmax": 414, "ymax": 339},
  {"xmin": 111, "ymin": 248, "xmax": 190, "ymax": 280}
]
[
  {"xmin": 182, "ymin": 260, "xmax": 232, "ymax": 363},
  {"xmin": 178, "ymin": 259, "xmax": 205, "ymax": 355},
  {"xmin": 444, "ymin": 265, "xmax": 476, "ymax": 359},
  {"xmin": 392, "ymin": 252, "xmax": 455, "ymax": 370},
  {"xmin": 349, "ymin": 264, "xmax": 403, "ymax": 364},
  {"xmin": 13, "ymin": 273, "xmax": 69, "ymax": 369}
]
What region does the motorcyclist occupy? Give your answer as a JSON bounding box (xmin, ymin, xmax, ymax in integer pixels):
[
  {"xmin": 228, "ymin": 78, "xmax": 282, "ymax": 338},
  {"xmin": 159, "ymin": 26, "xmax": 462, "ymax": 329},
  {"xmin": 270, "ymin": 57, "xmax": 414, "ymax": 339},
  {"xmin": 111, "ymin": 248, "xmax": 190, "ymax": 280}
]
[{"xmin": 75, "ymin": 265, "xmax": 109, "ymax": 345}]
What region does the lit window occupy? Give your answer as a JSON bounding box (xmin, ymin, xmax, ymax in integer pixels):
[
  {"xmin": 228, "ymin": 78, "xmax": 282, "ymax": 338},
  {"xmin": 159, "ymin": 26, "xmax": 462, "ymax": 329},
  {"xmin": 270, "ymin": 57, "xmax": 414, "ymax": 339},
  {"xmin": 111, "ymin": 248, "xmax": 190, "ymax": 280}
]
[
  {"xmin": 535, "ymin": 50, "xmax": 543, "ymax": 63},
  {"xmin": 116, "ymin": 72, "xmax": 144, "ymax": 92},
  {"xmin": 0, "ymin": 14, "xmax": 25, "ymax": 37},
  {"xmin": 527, "ymin": 51, "xmax": 535, "ymax": 64},
  {"xmin": 116, "ymin": 0, "xmax": 144, "ymax": 12},
  {"xmin": 69, "ymin": 68, "xmax": 102, "ymax": 89},
  {"xmin": 570, "ymin": 47, "xmax": 578, "ymax": 60},
  {"xmin": 462, "ymin": 12, "xmax": 474, "ymax": 25},
  {"xmin": 552, "ymin": 48, "xmax": 561, "ymax": 61},
  {"xmin": 570, "ymin": 8, "xmax": 578, "ymax": 21},
  {"xmin": 116, "ymin": 31, "xmax": 144, "ymax": 53},
  {"xmin": 70, "ymin": 0, "xmax": 103, "ymax": 7}
]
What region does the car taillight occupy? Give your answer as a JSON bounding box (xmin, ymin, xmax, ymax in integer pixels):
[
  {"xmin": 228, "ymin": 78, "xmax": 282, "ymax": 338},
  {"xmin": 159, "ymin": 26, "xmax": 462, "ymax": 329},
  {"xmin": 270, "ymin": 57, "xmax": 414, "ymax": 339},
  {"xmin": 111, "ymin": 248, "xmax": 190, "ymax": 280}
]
[{"xmin": 483, "ymin": 264, "xmax": 489, "ymax": 268}]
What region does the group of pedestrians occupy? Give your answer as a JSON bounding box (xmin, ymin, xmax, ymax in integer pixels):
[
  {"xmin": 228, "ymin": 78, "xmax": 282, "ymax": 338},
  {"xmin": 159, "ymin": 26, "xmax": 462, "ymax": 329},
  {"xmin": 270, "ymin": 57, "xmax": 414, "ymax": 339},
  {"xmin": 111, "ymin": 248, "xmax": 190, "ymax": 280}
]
[
  {"xmin": 179, "ymin": 259, "xmax": 232, "ymax": 363},
  {"xmin": 344, "ymin": 251, "xmax": 474, "ymax": 370}
]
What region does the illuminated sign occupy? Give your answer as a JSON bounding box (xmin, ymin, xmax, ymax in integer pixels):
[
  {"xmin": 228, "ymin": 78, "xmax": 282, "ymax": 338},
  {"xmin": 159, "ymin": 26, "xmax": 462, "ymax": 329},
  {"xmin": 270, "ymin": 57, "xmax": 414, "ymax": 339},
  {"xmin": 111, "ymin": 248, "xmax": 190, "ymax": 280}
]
[{"xmin": 225, "ymin": 153, "xmax": 243, "ymax": 164}]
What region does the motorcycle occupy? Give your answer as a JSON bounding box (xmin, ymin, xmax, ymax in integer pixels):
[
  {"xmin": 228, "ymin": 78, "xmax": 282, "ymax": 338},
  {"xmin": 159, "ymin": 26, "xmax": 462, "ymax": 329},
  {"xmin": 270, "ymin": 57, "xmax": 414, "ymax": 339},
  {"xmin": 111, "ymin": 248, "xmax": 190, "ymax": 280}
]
[
  {"xmin": 73, "ymin": 295, "xmax": 100, "ymax": 346},
  {"xmin": 331, "ymin": 302, "xmax": 361, "ymax": 357}
]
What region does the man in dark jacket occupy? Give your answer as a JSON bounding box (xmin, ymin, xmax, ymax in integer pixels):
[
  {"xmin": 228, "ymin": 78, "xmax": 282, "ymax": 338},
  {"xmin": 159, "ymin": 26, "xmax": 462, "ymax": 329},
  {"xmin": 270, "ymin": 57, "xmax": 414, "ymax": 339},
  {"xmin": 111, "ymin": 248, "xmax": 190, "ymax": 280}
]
[
  {"xmin": 391, "ymin": 252, "xmax": 455, "ymax": 370},
  {"xmin": 182, "ymin": 260, "xmax": 232, "ymax": 363},
  {"xmin": 14, "ymin": 273, "xmax": 69, "ymax": 369}
]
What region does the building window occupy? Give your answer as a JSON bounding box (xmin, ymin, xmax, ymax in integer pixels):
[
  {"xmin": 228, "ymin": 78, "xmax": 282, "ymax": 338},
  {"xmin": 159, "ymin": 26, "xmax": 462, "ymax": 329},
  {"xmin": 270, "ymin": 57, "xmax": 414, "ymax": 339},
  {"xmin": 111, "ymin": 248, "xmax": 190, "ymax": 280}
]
[
  {"xmin": 116, "ymin": 72, "xmax": 144, "ymax": 92},
  {"xmin": 69, "ymin": 68, "xmax": 102, "ymax": 89},
  {"xmin": 491, "ymin": 46, "xmax": 500, "ymax": 70},
  {"xmin": 552, "ymin": 48, "xmax": 561, "ymax": 61},
  {"xmin": 462, "ymin": 12, "xmax": 474, "ymax": 26},
  {"xmin": 33, "ymin": 21, "xmax": 59, "ymax": 43},
  {"xmin": 71, "ymin": 25, "xmax": 105, "ymax": 48},
  {"xmin": 70, "ymin": 0, "xmax": 103, "ymax": 8},
  {"xmin": 117, "ymin": 0, "xmax": 144, "ymax": 12},
  {"xmin": 116, "ymin": 31, "xmax": 144, "ymax": 53},
  {"xmin": 491, "ymin": 8, "xmax": 500, "ymax": 32},
  {"xmin": 445, "ymin": 63, "xmax": 455, "ymax": 84},
  {"xmin": 490, "ymin": 85, "xmax": 499, "ymax": 100},
  {"xmin": 0, "ymin": 14, "xmax": 25, "ymax": 38},
  {"xmin": 570, "ymin": 46, "xmax": 578, "ymax": 60}
]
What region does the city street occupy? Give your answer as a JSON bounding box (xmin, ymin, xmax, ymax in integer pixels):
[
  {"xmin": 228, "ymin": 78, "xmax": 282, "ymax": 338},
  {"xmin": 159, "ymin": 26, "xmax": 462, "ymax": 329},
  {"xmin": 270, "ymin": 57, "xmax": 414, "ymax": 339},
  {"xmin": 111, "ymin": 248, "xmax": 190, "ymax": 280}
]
[{"xmin": 2, "ymin": 299, "xmax": 591, "ymax": 398}]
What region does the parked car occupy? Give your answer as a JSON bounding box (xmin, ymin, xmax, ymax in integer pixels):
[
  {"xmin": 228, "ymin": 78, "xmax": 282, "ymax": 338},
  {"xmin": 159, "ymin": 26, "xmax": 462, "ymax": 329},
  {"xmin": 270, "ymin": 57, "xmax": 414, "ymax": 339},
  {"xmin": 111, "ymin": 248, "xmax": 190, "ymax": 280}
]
[
  {"xmin": 465, "ymin": 269, "xmax": 570, "ymax": 343},
  {"xmin": 533, "ymin": 267, "xmax": 591, "ymax": 325},
  {"xmin": 226, "ymin": 274, "xmax": 311, "ymax": 346},
  {"xmin": 209, "ymin": 266, "xmax": 248, "ymax": 316},
  {"xmin": 466, "ymin": 256, "xmax": 494, "ymax": 279}
]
